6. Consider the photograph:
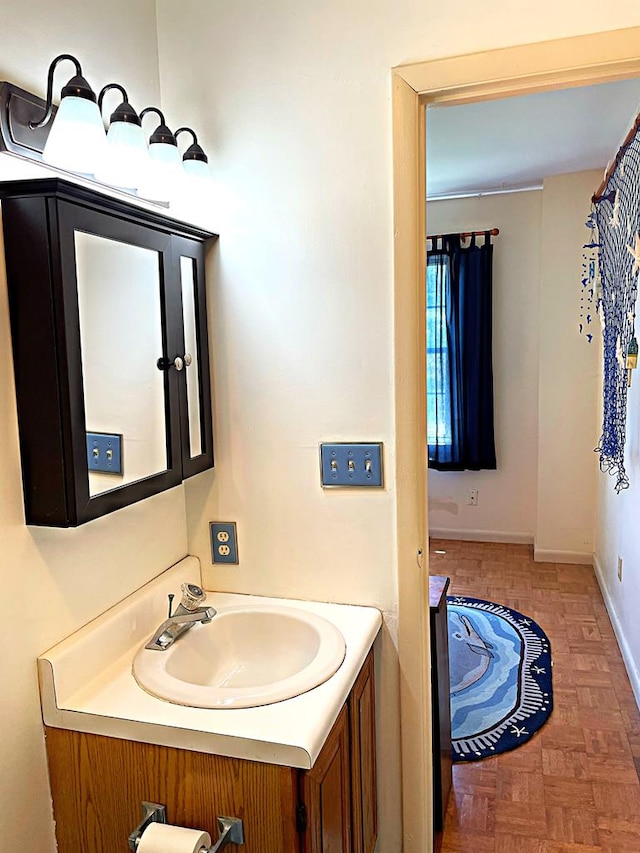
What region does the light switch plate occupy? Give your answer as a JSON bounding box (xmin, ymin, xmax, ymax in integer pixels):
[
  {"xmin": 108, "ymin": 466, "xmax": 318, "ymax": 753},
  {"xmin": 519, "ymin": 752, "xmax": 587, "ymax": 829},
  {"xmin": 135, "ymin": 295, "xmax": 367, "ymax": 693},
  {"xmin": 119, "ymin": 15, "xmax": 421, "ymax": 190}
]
[
  {"xmin": 320, "ymin": 442, "xmax": 384, "ymax": 488},
  {"xmin": 86, "ymin": 432, "xmax": 122, "ymax": 474},
  {"xmin": 210, "ymin": 521, "xmax": 239, "ymax": 564}
]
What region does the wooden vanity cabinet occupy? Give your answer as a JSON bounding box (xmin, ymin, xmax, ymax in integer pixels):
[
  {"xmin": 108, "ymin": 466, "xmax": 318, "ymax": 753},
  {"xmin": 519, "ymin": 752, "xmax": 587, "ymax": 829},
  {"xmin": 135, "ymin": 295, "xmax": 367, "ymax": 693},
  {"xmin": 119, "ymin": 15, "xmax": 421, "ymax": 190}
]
[{"xmin": 44, "ymin": 649, "xmax": 377, "ymax": 853}]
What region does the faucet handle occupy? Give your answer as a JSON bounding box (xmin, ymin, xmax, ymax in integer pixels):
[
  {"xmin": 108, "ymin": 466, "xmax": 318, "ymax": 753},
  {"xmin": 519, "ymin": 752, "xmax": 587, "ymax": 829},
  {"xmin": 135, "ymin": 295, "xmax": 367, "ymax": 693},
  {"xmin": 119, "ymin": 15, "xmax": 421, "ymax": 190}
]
[{"xmin": 180, "ymin": 582, "xmax": 206, "ymax": 611}]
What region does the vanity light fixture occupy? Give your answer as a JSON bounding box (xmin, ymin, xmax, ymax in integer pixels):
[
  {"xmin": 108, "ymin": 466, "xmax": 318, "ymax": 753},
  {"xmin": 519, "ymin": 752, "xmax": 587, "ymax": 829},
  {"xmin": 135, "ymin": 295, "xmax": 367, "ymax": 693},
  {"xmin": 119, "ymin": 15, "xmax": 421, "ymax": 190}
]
[
  {"xmin": 137, "ymin": 107, "xmax": 183, "ymax": 203},
  {"xmin": 94, "ymin": 84, "xmax": 149, "ymax": 191},
  {"xmin": 0, "ymin": 54, "xmax": 212, "ymax": 207},
  {"xmin": 32, "ymin": 54, "xmax": 106, "ymax": 175},
  {"xmin": 176, "ymin": 127, "xmax": 211, "ymax": 184}
]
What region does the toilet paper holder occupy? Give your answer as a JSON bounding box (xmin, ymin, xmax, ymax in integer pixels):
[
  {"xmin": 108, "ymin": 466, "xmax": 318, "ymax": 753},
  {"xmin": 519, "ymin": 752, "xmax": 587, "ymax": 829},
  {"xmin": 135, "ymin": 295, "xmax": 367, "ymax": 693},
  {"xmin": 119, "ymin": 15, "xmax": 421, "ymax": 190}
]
[{"xmin": 128, "ymin": 801, "xmax": 244, "ymax": 852}]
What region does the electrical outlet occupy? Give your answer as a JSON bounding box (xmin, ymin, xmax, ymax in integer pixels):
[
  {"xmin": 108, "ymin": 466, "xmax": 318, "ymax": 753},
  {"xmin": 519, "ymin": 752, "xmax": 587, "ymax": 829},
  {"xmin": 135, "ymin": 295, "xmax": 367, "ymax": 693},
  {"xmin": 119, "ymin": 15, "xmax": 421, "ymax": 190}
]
[
  {"xmin": 618, "ymin": 556, "xmax": 623, "ymax": 582},
  {"xmin": 320, "ymin": 442, "xmax": 383, "ymax": 487},
  {"xmin": 86, "ymin": 432, "xmax": 122, "ymax": 474},
  {"xmin": 210, "ymin": 522, "xmax": 239, "ymax": 564},
  {"xmin": 467, "ymin": 488, "xmax": 479, "ymax": 506}
]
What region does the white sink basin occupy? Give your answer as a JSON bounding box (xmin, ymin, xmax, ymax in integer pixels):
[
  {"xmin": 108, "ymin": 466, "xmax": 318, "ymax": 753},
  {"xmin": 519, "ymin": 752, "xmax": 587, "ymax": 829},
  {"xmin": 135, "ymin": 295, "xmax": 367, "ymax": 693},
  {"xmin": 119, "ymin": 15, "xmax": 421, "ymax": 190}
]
[{"xmin": 132, "ymin": 605, "xmax": 347, "ymax": 709}]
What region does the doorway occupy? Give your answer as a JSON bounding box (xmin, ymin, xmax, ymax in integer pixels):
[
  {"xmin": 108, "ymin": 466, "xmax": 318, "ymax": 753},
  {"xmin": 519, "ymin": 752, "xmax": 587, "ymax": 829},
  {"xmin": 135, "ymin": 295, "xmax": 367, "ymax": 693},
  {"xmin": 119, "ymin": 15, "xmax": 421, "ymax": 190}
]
[{"xmin": 391, "ymin": 26, "xmax": 640, "ymax": 853}]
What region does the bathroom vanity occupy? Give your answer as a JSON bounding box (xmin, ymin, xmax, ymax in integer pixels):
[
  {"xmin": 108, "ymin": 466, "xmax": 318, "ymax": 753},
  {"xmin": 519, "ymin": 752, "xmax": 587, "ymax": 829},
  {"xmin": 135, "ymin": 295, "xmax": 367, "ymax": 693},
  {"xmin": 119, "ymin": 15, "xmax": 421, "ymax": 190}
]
[{"xmin": 38, "ymin": 559, "xmax": 381, "ymax": 852}]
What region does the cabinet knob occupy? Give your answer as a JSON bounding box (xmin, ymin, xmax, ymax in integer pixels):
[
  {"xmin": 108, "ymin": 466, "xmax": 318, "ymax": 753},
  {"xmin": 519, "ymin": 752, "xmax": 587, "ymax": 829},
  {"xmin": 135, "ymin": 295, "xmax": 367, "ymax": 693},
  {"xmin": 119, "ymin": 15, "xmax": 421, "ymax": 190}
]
[
  {"xmin": 156, "ymin": 356, "xmax": 185, "ymax": 372},
  {"xmin": 183, "ymin": 353, "xmax": 193, "ymax": 367}
]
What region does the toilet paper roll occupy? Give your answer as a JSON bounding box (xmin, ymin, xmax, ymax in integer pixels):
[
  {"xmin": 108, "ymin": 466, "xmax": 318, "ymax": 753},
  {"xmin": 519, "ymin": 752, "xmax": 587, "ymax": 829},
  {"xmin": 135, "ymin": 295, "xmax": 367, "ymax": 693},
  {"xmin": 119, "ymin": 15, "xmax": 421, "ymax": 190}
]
[{"xmin": 137, "ymin": 822, "xmax": 212, "ymax": 853}]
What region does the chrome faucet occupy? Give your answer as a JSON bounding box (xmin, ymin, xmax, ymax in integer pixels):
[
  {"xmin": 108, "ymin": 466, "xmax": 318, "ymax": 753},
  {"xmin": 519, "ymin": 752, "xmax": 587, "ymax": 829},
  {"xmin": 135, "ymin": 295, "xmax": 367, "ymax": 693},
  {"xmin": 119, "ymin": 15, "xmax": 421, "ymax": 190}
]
[{"xmin": 145, "ymin": 583, "xmax": 216, "ymax": 651}]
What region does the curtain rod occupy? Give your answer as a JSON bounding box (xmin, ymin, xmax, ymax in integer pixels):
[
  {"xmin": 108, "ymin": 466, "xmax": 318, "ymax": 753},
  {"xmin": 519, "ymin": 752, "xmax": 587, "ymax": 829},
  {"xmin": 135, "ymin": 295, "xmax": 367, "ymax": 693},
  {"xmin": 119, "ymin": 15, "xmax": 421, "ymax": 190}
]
[
  {"xmin": 592, "ymin": 112, "xmax": 640, "ymax": 203},
  {"xmin": 427, "ymin": 228, "xmax": 500, "ymax": 240}
]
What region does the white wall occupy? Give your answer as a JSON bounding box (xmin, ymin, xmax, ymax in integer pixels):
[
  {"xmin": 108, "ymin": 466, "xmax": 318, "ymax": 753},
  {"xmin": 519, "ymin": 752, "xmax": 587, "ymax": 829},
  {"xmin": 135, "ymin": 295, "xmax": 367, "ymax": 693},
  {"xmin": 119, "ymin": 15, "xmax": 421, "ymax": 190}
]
[
  {"xmin": 426, "ymin": 191, "xmax": 543, "ymax": 541},
  {"xmin": 426, "ymin": 174, "xmax": 600, "ymax": 561},
  {"xmin": 594, "ymin": 397, "xmax": 640, "ymax": 701},
  {"xmin": 155, "ymin": 5, "xmax": 640, "ymax": 850},
  {"xmin": 0, "ymin": 4, "xmax": 190, "ymax": 852},
  {"xmin": 536, "ymin": 171, "xmax": 601, "ymax": 561}
]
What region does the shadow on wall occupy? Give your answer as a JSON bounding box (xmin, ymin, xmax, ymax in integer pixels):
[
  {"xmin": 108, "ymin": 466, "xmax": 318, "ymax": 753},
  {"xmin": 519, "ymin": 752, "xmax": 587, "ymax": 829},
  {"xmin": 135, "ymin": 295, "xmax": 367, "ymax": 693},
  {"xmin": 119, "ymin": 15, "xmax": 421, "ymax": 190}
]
[{"xmin": 428, "ymin": 499, "xmax": 459, "ymax": 516}]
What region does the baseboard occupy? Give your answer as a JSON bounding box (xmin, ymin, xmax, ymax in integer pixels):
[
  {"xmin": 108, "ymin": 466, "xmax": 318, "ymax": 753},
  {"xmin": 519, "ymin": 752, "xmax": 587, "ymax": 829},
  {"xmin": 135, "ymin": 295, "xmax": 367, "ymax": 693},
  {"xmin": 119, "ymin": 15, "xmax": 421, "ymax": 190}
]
[
  {"xmin": 533, "ymin": 548, "xmax": 593, "ymax": 565},
  {"xmin": 428, "ymin": 528, "xmax": 533, "ymax": 545},
  {"xmin": 593, "ymin": 553, "xmax": 640, "ymax": 710}
]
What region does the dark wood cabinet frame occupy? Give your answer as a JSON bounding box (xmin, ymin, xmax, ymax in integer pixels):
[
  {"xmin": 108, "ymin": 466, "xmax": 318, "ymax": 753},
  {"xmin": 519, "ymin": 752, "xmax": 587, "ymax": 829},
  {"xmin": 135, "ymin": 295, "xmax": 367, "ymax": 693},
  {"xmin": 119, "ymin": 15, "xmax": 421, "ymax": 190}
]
[{"xmin": 0, "ymin": 178, "xmax": 217, "ymax": 526}]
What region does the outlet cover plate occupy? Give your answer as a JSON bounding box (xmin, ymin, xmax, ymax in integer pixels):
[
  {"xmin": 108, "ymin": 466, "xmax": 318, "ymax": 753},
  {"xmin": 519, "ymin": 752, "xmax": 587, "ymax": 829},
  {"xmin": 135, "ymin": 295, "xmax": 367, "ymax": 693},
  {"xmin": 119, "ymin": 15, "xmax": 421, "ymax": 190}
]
[
  {"xmin": 320, "ymin": 442, "xmax": 384, "ymax": 488},
  {"xmin": 210, "ymin": 521, "xmax": 239, "ymax": 564},
  {"xmin": 86, "ymin": 432, "xmax": 122, "ymax": 474}
]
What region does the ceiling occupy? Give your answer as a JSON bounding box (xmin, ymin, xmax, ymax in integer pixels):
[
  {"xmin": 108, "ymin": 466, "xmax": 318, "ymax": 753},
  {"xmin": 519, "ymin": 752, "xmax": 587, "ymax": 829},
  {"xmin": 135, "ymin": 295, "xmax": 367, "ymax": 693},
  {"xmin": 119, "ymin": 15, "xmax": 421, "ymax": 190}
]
[{"xmin": 426, "ymin": 78, "xmax": 640, "ymax": 199}]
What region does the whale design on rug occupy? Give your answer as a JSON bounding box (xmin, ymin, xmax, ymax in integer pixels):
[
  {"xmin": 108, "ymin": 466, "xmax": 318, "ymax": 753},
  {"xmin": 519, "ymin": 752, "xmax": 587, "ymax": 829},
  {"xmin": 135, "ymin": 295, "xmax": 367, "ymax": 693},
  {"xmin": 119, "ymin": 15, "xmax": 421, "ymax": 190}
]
[{"xmin": 449, "ymin": 613, "xmax": 494, "ymax": 694}]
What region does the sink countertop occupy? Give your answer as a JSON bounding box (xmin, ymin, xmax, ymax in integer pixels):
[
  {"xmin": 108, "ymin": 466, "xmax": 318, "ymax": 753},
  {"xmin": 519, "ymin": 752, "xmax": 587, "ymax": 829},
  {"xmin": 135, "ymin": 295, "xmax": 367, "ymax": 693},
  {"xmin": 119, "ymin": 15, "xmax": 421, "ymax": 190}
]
[{"xmin": 38, "ymin": 557, "xmax": 382, "ymax": 769}]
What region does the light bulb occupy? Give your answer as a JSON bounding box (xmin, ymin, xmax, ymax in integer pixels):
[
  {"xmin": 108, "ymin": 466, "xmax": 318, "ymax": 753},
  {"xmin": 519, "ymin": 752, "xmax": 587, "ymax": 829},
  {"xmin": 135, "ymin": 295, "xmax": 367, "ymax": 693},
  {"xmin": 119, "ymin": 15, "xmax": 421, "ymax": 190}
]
[
  {"xmin": 42, "ymin": 96, "xmax": 107, "ymax": 176},
  {"xmin": 138, "ymin": 141, "xmax": 182, "ymax": 203},
  {"xmin": 95, "ymin": 121, "xmax": 149, "ymax": 191}
]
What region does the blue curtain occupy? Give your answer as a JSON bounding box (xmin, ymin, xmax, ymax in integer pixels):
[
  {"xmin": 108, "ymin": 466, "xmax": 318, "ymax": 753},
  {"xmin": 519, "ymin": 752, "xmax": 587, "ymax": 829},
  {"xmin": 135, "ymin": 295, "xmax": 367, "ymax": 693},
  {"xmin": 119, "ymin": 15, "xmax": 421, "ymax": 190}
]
[{"xmin": 427, "ymin": 233, "xmax": 496, "ymax": 471}]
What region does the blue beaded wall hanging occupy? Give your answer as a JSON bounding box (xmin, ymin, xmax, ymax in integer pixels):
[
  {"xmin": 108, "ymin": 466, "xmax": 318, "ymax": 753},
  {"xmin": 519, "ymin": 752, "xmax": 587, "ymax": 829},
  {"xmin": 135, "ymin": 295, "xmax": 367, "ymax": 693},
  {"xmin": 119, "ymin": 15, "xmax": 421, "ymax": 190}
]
[{"xmin": 582, "ymin": 116, "xmax": 640, "ymax": 492}]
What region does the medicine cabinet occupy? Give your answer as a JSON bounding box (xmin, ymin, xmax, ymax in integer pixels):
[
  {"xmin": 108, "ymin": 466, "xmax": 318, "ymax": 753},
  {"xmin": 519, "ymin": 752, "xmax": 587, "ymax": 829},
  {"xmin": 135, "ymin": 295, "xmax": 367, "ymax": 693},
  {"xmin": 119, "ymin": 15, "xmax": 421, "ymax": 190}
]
[{"xmin": 0, "ymin": 179, "xmax": 217, "ymax": 526}]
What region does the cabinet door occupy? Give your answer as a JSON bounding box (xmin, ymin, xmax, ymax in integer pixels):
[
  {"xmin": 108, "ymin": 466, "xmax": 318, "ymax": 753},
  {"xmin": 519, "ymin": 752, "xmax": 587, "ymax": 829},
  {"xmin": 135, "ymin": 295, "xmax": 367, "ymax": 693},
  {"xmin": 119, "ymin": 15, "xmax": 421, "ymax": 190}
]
[
  {"xmin": 301, "ymin": 705, "xmax": 352, "ymax": 853},
  {"xmin": 172, "ymin": 235, "xmax": 214, "ymax": 477},
  {"xmin": 56, "ymin": 200, "xmax": 184, "ymax": 523},
  {"xmin": 349, "ymin": 650, "xmax": 377, "ymax": 853}
]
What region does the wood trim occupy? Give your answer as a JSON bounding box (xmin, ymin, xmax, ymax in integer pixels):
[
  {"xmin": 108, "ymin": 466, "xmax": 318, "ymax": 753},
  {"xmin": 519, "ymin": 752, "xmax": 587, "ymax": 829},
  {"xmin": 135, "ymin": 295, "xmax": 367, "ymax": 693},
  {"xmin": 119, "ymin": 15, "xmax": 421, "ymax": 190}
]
[
  {"xmin": 395, "ymin": 26, "xmax": 640, "ymax": 105},
  {"xmin": 392, "ymin": 71, "xmax": 432, "ymax": 852},
  {"xmin": 45, "ymin": 728, "xmax": 299, "ymax": 853}
]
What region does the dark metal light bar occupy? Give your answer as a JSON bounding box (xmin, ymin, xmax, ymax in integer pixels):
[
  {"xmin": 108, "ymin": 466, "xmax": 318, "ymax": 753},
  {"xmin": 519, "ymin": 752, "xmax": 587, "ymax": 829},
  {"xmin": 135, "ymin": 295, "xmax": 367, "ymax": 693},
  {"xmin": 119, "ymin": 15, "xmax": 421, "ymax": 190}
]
[{"xmin": 0, "ymin": 81, "xmax": 55, "ymax": 160}]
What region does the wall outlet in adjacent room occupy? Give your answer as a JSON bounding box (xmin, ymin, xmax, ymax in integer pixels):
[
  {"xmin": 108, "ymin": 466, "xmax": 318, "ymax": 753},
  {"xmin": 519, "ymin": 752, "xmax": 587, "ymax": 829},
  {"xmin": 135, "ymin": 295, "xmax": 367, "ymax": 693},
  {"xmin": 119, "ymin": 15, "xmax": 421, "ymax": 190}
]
[
  {"xmin": 618, "ymin": 556, "xmax": 623, "ymax": 582},
  {"xmin": 210, "ymin": 522, "xmax": 239, "ymax": 564},
  {"xmin": 467, "ymin": 488, "xmax": 479, "ymax": 506}
]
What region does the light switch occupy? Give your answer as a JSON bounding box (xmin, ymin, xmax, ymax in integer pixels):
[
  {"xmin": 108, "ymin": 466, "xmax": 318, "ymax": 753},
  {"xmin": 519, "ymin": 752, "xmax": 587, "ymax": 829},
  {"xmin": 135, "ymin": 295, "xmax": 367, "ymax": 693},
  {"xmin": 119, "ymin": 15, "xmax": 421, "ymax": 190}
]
[
  {"xmin": 320, "ymin": 443, "xmax": 383, "ymax": 487},
  {"xmin": 86, "ymin": 432, "xmax": 122, "ymax": 474}
]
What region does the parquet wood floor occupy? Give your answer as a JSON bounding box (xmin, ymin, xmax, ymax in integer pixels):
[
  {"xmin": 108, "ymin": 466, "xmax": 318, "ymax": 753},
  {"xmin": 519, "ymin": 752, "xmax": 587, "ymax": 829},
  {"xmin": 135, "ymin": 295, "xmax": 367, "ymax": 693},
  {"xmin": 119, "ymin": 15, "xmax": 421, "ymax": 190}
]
[{"xmin": 430, "ymin": 539, "xmax": 640, "ymax": 853}]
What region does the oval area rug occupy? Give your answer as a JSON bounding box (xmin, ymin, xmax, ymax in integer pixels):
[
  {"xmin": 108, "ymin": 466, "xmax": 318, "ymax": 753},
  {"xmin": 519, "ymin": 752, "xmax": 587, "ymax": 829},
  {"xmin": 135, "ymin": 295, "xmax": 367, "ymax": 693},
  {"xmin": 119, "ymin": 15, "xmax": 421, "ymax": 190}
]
[{"xmin": 447, "ymin": 596, "xmax": 553, "ymax": 761}]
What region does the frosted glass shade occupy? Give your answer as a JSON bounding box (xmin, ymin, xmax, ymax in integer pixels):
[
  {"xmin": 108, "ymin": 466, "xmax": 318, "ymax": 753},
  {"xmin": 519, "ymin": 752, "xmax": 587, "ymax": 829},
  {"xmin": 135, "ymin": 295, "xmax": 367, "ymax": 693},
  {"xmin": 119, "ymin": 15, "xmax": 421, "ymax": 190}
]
[
  {"xmin": 137, "ymin": 141, "xmax": 182, "ymax": 203},
  {"xmin": 94, "ymin": 121, "xmax": 149, "ymax": 191},
  {"xmin": 183, "ymin": 158, "xmax": 211, "ymax": 184},
  {"xmin": 42, "ymin": 96, "xmax": 107, "ymax": 175}
]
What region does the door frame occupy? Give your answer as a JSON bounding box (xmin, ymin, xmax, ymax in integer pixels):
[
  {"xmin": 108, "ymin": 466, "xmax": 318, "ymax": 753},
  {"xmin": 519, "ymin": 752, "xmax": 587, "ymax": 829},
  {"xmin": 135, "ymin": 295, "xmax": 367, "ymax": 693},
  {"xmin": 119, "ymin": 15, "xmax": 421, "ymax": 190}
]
[{"xmin": 391, "ymin": 25, "xmax": 640, "ymax": 851}]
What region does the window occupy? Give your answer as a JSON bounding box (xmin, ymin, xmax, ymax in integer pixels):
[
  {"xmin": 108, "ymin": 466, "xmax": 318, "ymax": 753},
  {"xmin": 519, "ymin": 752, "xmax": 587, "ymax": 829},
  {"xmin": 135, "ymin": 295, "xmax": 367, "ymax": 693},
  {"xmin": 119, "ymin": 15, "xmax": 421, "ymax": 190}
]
[
  {"xmin": 426, "ymin": 254, "xmax": 452, "ymax": 450},
  {"xmin": 426, "ymin": 234, "xmax": 496, "ymax": 471}
]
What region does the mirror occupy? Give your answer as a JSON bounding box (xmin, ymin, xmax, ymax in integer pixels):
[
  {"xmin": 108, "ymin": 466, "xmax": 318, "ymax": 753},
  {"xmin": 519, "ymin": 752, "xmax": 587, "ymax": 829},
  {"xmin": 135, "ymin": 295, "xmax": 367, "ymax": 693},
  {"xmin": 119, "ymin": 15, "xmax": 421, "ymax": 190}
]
[
  {"xmin": 180, "ymin": 255, "xmax": 202, "ymax": 459},
  {"xmin": 75, "ymin": 232, "xmax": 168, "ymax": 497}
]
